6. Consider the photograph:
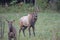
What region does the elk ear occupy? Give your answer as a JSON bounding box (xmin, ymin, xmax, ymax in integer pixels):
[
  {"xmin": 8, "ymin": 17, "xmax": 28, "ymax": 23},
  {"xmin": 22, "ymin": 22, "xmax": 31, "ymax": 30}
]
[{"xmin": 11, "ymin": 20, "xmax": 15, "ymax": 23}]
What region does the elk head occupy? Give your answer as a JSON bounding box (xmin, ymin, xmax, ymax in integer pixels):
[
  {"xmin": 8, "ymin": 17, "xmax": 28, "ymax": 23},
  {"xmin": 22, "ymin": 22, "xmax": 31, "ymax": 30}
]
[{"xmin": 6, "ymin": 20, "xmax": 15, "ymax": 27}]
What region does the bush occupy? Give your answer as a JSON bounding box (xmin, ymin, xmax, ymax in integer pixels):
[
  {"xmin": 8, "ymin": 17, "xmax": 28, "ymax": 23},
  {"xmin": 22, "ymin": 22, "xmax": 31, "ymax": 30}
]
[
  {"xmin": 56, "ymin": 0, "xmax": 60, "ymax": 11},
  {"xmin": 37, "ymin": 0, "xmax": 48, "ymax": 9}
]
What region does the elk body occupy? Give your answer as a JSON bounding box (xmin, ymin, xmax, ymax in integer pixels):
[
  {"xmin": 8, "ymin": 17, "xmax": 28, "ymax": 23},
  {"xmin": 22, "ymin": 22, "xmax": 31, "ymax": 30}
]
[
  {"xmin": 6, "ymin": 20, "xmax": 17, "ymax": 40},
  {"xmin": 19, "ymin": 11, "xmax": 38, "ymax": 37}
]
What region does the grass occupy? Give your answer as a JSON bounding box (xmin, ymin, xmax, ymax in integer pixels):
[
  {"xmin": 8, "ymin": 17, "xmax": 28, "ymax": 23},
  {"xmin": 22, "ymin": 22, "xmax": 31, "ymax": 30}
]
[{"xmin": 0, "ymin": 11, "xmax": 60, "ymax": 40}]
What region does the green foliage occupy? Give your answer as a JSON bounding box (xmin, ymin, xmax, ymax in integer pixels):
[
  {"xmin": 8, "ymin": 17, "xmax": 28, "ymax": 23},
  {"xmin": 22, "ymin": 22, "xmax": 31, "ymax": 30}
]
[
  {"xmin": 37, "ymin": 0, "xmax": 60, "ymax": 11},
  {"xmin": 0, "ymin": 3, "xmax": 35, "ymax": 13},
  {"xmin": 0, "ymin": 0, "xmax": 60, "ymax": 13},
  {"xmin": 37, "ymin": 0, "xmax": 48, "ymax": 9},
  {"xmin": 56, "ymin": 0, "xmax": 60, "ymax": 11},
  {"xmin": 10, "ymin": 0, "xmax": 17, "ymax": 5}
]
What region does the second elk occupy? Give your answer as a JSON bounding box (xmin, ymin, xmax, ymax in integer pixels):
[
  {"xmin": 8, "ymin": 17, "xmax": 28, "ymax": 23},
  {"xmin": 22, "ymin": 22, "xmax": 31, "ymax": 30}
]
[{"xmin": 6, "ymin": 20, "xmax": 17, "ymax": 40}]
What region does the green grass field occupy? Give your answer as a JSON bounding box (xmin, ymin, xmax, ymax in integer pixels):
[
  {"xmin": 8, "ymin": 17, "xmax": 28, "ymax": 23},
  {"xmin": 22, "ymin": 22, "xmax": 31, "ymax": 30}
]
[{"xmin": 0, "ymin": 12, "xmax": 60, "ymax": 40}]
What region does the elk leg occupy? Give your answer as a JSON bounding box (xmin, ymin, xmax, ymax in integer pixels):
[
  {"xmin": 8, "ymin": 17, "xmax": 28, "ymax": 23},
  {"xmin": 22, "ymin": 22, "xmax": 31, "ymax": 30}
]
[
  {"xmin": 14, "ymin": 37, "xmax": 17, "ymax": 40},
  {"xmin": 8, "ymin": 37, "xmax": 12, "ymax": 40},
  {"xmin": 8, "ymin": 33, "xmax": 12, "ymax": 40},
  {"xmin": 19, "ymin": 28, "xmax": 22, "ymax": 36},
  {"xmin": 22, "ymin": 29, "xmax": 25, "ymax": 36},
  {"xmin": 32, "ymin": 26, "xmax": 35, "ymax": 36},
  {"xmin": 22, "ymin": 27, "xmax": 26, "ymax": 37},
  {"xmin": 28, "ymin": 27, "xmax": 31, "ymax": 37}
]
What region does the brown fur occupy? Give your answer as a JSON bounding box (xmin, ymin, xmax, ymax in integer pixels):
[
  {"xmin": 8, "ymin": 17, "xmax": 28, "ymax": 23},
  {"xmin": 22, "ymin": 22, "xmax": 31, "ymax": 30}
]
[
  {"xmin": 6, "ymin": 20, "xmax": 17, "ymax": 40},
  {"xmin": 19, "ymin": 12, "xmax": 37, "ymax": 37},
  {"xmin": 19, "ymin": 7, "xmax": 39, "ymax": 37}
]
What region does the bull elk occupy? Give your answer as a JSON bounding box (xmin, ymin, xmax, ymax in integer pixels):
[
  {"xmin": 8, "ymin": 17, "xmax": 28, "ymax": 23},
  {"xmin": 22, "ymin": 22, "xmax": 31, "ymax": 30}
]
[{"xmin": 19, "ymin": 7, "xmax": 39, "ymax": 37}]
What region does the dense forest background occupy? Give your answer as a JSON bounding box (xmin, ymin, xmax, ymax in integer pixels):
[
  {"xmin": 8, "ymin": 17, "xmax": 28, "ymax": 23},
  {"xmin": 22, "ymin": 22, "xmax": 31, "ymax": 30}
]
[{"xmin": 0, "ymin": 0, "xmax": 60, "ymax": 13}]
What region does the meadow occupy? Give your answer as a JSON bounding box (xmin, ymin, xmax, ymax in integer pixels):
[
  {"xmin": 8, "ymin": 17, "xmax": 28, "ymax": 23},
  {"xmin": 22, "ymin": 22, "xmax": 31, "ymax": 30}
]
[{"xmin": 0, "ymin": 10, "xmax": 60, "ymax": 40}]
